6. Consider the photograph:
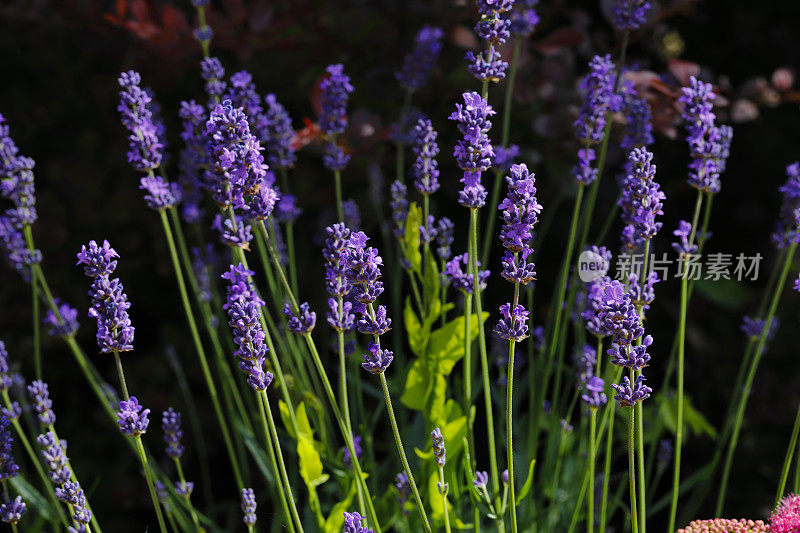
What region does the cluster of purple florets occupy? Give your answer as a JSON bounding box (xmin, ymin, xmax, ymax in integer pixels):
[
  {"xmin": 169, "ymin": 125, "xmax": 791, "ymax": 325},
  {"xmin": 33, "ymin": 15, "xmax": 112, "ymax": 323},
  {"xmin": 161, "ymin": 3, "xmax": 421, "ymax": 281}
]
[
  {"xmin": 450, "ymin": 92, "xmax": 496, "ymax": 209},
  {"xmin": 509, "ymin": 0, "xmax": 540, "ymax": 37},
  {"xmin": 117, "ymin": 396, "xmax": 150, "ymax": 437},
  {"xmin": 679, "ymin": 76, "xmax": 733, "ymax": 195},
  {"xmin": 611, "ymin": 0, "xmax": 652, "ymax": 32},
  {"xmin": 0, "ymin": 114, "xmax": 41, "ymax": 281},
  {"xmin": 76, "ymin": 240, "xmax": 135, "ymax": 353},
  {"xmin": 618, "ymin": 147, "xmax": 665, "ymax": 250},
  {"xmin": 323, "ymin": 223, "xmax": 356, "ymax": 332},
  {"xmin": 319, "ymin": 64, "xmax": 354, "ymax": 172},
  {"xmin": 260, "ymin": 94, "xmax": 297, "ymax": 169},
  {"xmin": 467, "ymin": 0, "xmax": 515, "ymax": 82},
  {"xmin": 117, "ymin": 70, "xmax": 164, "ymax": 173},
  {"xmin": 28, "ymin": 380, "xmax": 56, "ymax": 426},
  {"xmin": 397, "ymin": 26, "xmax": 445, "ymax": 92},
  {"xmin": 573, "ymin": 55, "xmax": 621, "ymax": 185},
  {"xmin": 43, "ymin": 299, "xmax": 80, "ymax": 338},
  {"xmin": 772, "ymin": 162, "xmax": 800, "ymax": 249},
  {"xmin": 597, "ymin": 280, "xmax": 653, "ymax": 406},
  {"xmin": 241, "ymin": 488, "xmax": 257, "ymax": 527},
  {"xmin": 412, "ymin": 118, "xmax": 440, "ymax": 195},
  {"xmin": 444, "ymin": 253, "xmax": 489, "ymax": 294},
  {"xmin": 343, "ymin": 511, "xmax": 373, "ymax": 533},
  {"xmin": 200, "ymin": 57, "xmax": 227, "ymax": 99},
  {"xmin": 223, "ymin": 264, "xmax": 274, "ymax": 391}
]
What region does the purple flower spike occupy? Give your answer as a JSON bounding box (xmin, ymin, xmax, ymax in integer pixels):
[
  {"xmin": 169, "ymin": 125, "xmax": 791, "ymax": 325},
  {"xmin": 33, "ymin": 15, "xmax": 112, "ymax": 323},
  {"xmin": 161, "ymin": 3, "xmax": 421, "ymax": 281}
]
[
  {"xmin": 27, "ymin": 380, "xmax": 56, "ymax": 426},
  {"xmin": 0, "ymin": 495, "xmax": 25, "ymax": 525},
  {"xmin": 450, "ymin": 92, "xmax": 496, "ymax": 208},
  {"xmin": 37, "ymin": 432, "xmax": 71, "ymax": 484},
  {"xmin": 618, "ymin": 147, "xmax": 665, "ymax": 250},
  {"xmin": 139, "ymin": 175, "xmax": 181, "ymax": 211},
  {"xmin": 283, "ymin": 302, "xmax": 317, "ymax": 335},
  {"xmin": 469, "ymin": 1, "xmax": 513, "ymax": 82},
  {"xmin": 412, "ymin": 118, "xmax": 440, "ymax": 195},
  {"xmin": 0, "ymin": 415, "xmax": 20, "ymax": 481},
  {"xmin": 176, "ymin": 481, "xmax": 194, "ymax": 498},
  {"xmin": 509, "ymin": 1, "xmax": 540, "ymax": 37},
  {"xmin": 612, "ymin": 375, "xmax": 652, "ymax": 407},
  {"xmin": 323, "ymin": 143, "xmax": 351, "ymax": 172},
  {"xmin": 77, "ymin": 240, "xmax": 134, "ymax": 353},
  {"xmin": 260, "ymin": 94, "xmax": 297, "ymax": 169},
  {"xmin": 494, "ymin": 303, "xmax": 529, "ymax": 342},
  {"xmin": 474, "ymin": 470, "xmax": 489, "ymax": 489},
  {"xmin": 608, "ymin": 335, "xmax": 653, "ymax": 370},
  {"xmin": 224, "ymin": 70, "xmax": 264, "ymax": 133},
  {"xmin": 241, "ymin": 488, "xmax": 257, "ymax": 526},
  {"xmin": 117, "ymin": 396, "xmax": 150, "ymax": 437},
  {"xmin": 395, "ymin": 472, "xmax": 411, "ymax": 512},
  {"xmin": 43, "ymin": 299, "xmax": 79, "ymax": 338},
  {"xmin": 319, "ymin": 64, "xmax": 354, "ymax": 137},
  {"xmin": 162, "ymin": 408, "xmax": 184, "ymax": 459},
  {"xmin": 200, "ymin": 57, "xmax": 226, "ymax": 98},
  {"xmin": 574, "ymin": 55, "xmax": 620, "ymax": 147},
  {"xmin": 444, "ymin": 253, "xmax": 489, "ymax": 293},
  {"xmin": 612, "ymin": 0, "xmax": 652, "ymax": 32},
  {"xmin": 672, "ymin": 220, "xmax": 698, "ymax": 256},
  {"xmin": 397, "ymin": 26, "xmax": 444, "ymax": 92},
  {"xmin": 435, "ymin": 218, "xmax": 454, "ymax": 261},
  {"xmin": 344, "ymin": 511, "xmax": 373, "ymax": 533},
  {"xmin": 431, "ymin": 428, "xmax": 446, "ymax": 467},
  {"xmin": 343, "ymin": 231, "xmax": 385, "ymax": 305},
  {"xmin": 389, "ymin": 180, "xmax": 409, "ymax": 238},
  {"xmin": 342, "ymin": 435, "xmax": 362, "ymax": 468},
  {"xmin": 117, "ymin": 70, "xmax": 163, "ymax": 172},
  {"xmin": 772, "ymin": 162, "xmax": 800, "ymax": 249},
  {"xmin": 0, "ymin": 342, "xmax": 13, "ymax": 392},
  {"xmin": 597, "ymin": 280, "xmax": 643, "ymax": 346},
  {"xmin": 361, "ymin": 342, "xmax": 393, "ymax": 374},
  {"xmin": 357, "ymin": 305, "xmax": 391, "ymax": 336}
]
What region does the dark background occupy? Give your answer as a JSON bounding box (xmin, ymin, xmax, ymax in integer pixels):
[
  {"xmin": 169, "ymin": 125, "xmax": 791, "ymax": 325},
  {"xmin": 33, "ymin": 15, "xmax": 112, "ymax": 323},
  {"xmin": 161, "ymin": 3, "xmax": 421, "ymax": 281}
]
[{"xmin": 1, "ymin": 0, "xmax": 799, "ymax": 530}]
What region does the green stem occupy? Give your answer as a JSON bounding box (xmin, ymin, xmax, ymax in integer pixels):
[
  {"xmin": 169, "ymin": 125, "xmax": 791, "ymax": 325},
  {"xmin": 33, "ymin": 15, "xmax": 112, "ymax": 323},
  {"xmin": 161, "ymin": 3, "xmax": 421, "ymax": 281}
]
[
  {"xmin": 113, "ymin": 351, "xmax": 129, "ymax": 400},
  {"xmin": 599, "ymin": 381, "xmax": 615, "ymax": 532},
  {"xmin": 260, "ymin": 390, "xmax": 305, "ymax": 533},
  {"xmin": 379, "ymin": 373, "xmax": 432, "ymax": 533},
  {"xmin": 22, "ymin": 225, "xmax": 41, "ymax": 379},
  {"xmin": 173, "ymin": 459, "xmax": 200, "ymax": 530},
  {"xmin": 506, "ymin": 282, "xmax": 520, "ymax": 533},
  {"xmin": 775, "ymin": 402, "xmax": 800, "ymax": 506},
  {"xmin": 463, "ymin": 292, "xmax": 475, "ymax": 464},
  {"xmin": 134, "ymin": 436, "xmax": 169, "ymax": 533},
  {"xmin": 627, "ymin": 401, "xmax": 639, "ymax": 533},
  {"xmin": 668, "ymin": 267, "xmax": 689, "ymax": 532},
  {"xmin": 334, "ymin": 169, "xmax": 344, "ymax": 222},
  {"xmin": 715, "ymin": 240, "xmax": 798, "ymax": 515},
  {"xmin": 588, "ymin": 408, "xmax": 597, "ymax": 533},
  {"xmin": 469, "ymin": 208, "xmax": 502, "ymax": 520},
  {"xmin": 440, "ymin": 466, "xmax": 452, "ymax": 533},
  {"xmin": 159, "ymin": 209, "xmax": 245, "ymax": 488}
]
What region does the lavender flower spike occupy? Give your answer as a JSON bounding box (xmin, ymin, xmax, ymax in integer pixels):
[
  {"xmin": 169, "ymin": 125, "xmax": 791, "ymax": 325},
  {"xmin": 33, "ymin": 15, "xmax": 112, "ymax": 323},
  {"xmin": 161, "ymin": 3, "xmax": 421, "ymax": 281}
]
[
  {"xmin": 162, "ymin": 408, "xmax": 185, "ymax": 459},
  {"xmin": 42, "ymin": 299, "xmax": 80, "ymax": 338},
  {"xmin": 319, "ymin": 64, "xmax": 354, "ymax": 137},
  {"xmin": 344, "ymin": 511, "xmax": 373, "ymax": 533},
  {"xmin": 117, "ymin": 70, "xmax": 163, "ymax": 172},
  {"xmin": 397, "ymin": 26, "xmax": 444, "ymax": 92},
  {"xmin": 412, "ymin": 118, "xmax": 440, "ymax": 195},
  {"xmin": 27, "ymin": 380, "xmax": 56, "ymax": 426},
  {"xmin": 468, "ymin": 0, "xmax": 514, "ymax": 82},
  {"xmin": 241, "ymin": 488, "xmax": 257, "ymax": 527},
  {"xmin": 0, "ymin": 415, "xmax": 20, "ymax": 480},
  {"xmin": 581, "ymin": 376, "xmax": 607, "ymax": 408},
  {"xmin": 431, "ymin": 428, "xmax": 446, "ymax": 467},
  {"xmin": 0, "ymin": 495, "xmax": 25, "ymax": 525},
  {"xmin": 260, "ymin": 94, "xmax": 297, "ymax": 169},
  {"xmin": 55, "ymin": 481, "xmax": 92, "ymax": 529},
  {"xmin": 449, "ymin": 92, "xmax": 496, "ymax": 208},
  {"xmin": 117, "ymin": 396, "xmax": 150, "ymax": 437},
  {"xmin": 37, "ymin": 432, "xmax": 71, "ymax": 484},
  {"xmin": 612, "ymin": 375, "xmax": 652, "ymax": 407},
  {"xmin": 283, "ymin": 302, "xmax": 317, "ymax": 335},
  {"xmin": 612, "ymin": 0, "xmax": 652, "ymax": 32},
  {"xmin": 76, "ymin": 240, "xmax": 134, "ymax": 353}
]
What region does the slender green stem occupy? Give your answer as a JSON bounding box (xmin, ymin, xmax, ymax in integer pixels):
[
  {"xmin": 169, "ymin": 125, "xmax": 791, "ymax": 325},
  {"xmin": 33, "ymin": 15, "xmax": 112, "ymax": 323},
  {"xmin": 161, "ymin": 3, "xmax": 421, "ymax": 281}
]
[
  {"xmin": 113, "ymin": 351, "xmax": 129, "ymax": 400},
  {"xmin": 134, "ymin": 436, "xmax": 169, "ymax": 533},
  {"xmin": 668, "ymin": 267, "xmax": 689, "ymax": 532},
  {"xmin": 627, "ymin": 401, "xmax": 639, "ymax": 533},
  {"xmin": 22, "ymin": 225, "xmax": 41, "ymax": 379},
  {"xmin": 506, "ymin": 282, "xmax": 520, "ymax": 533},
  {"xmin": 159, "ymin": 209, "xmax": 245, "ymax": 488},
  {"xmin": 334, "ymin": 169, "xmax": 344, "ymax": 222},
  {"xmin": 173, "ymin": 459, "xmax": 200, "ymax": 530},
  {"xmin": 775, "ymin": 402, "xmax": 800, "ymax": 506},
  {"xmin": 599, "ymin": 385, "xmax": 615, "ymax": 532},
  {"xmin": 254, "ymin": 392, "xmax": 296, "ymax": 533},
  {"xmin": 280, "ymin": 165, "xmax": 300, "ymax": 296},
  {"xmin": 260, "ymin": 390, "xmax": 305, "ymax": 532},
  {"xmin": 794, "ymin": 437, "xmax": 800, "ymax": 493},
  {"xmin": 463, "ymin": 292, "xmax": 475, "ymax": 462},
  {"xmin": 588, "ymin": 409, "xmax": 597, "ymax": 533},
  {"xmin": 439, "ymin": 466, "xmax": 452, "ymax": 533},
  {"xmin": 468, "ymin": 208, "xmax": 502, "ymax": 522},
  {"xmin": 716, "ymin": 241, "xmax": 798, "ymax": 515},
  {"xmin": 2, "ymin": 392, "xmax": 70, "ymax": 528},
  {"xmin": 379, "ymin": 373, "xmax": 432, "ymax": 533}
]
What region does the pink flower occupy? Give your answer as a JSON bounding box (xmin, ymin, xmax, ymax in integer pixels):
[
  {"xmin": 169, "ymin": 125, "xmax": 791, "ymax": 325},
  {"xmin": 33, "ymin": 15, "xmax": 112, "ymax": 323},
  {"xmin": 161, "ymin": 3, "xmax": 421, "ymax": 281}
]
[{"xmin": 771, "ymin": 493, "xmax": 800, "ymax": 533}]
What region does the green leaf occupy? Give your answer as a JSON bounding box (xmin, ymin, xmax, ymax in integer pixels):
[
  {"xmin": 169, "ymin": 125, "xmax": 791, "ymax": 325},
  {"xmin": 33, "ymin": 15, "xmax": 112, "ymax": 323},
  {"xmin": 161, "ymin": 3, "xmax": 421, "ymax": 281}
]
[
  {"xmin": 404, "ymin": 202, "xmax": 423, "ymax": 274},
  {"xmin": 694, "ymin": 279, "xmax": 751, "ymax": 310},
  {"xmin": 404, "ymin": 298, "xmax": 426, "ymax": 358},
  {"xmin": 401, "ymin": 359, "xmax": 435, "ymax": 411},
  {"xmin": 442, "ymin": 414, "xmax": 468, "ymax": 459},
  {"xmin": 298, "ymin": 434, "xmax": 330, "ymax": 488},
  {"xmin": 422, "ymin": 252, "xmax": 441, "ymax": 316},
  {"xmin": 324, "ymin": 479, "xmax": 358, "ymax": 533},
  {"xmin": 659, "ymin": 394, "xmax": 717, "ymax": 439},
  {"xmin": 429, "ymin": 372, "xmax": 448, "ymax": 424},
  {"xmin": 428, "ymin": 312, "xmax": 488, "ymax": 375},
  {"xmin": 240, "ymin": 425, "xmax": 276, "ymax": 486},
  {"xmin": 516, "ymin": 459, "xmax": 537, "ymax": 502},
  {"xmin": 9, "ymin": 477, "xmax": 52, "ymax": 521}
]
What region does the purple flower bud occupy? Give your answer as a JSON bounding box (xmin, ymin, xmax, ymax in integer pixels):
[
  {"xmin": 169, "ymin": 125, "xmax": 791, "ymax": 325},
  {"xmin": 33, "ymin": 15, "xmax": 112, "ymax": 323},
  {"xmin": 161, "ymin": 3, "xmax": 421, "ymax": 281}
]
[
  {"xmin": 176, "ymin": 481, "xmax": 194, "ymax": 497},
  {"xmin": 772, "ymin": 162, "xmax": 800, "ymax": 249},
  {"xmin": 611, "ymin": 0, "xmax": 651, "ymax": 32},
  {"xmin": 241, "ymin": 488, "xmax": 257, "ymax": 526},
  {"xmin": 200, "ymin": 57, "xmax": 226, "ymax": 98},
  {"xmin": 397, "ymin": 26, "xmax": 444, "ymax": 92},
  {"xmin": 323, "ymin": 143, "xmax": 351, "ymax": 172},
  {"xmin": 162, "ymin": 408, "xmax": 184, "ymax": 459},
  {"xmin": 0, "ymin": 495, "xmax": 25, "ymax": 525},
  {"xmin": 672, "ymin": 220, "xmax": 698, "ymax": 256},
  {"xmin": 343, "ymin": 511, "xmax": 372, "ymax": 533},
  {"xmin": 473, "ymin": 470, "xmax": 489, "ymax": 489},
  {"xmin": 342, "ymin": 435, "xmax": 362, "ymax": 468},
  {"xmin": 431, "ymin": 427, "xmax": 446, "ymax": 467},
  {"xmin": 139, "ymin": 175, "xmax": 182, "ymax": 211},
  {"xmin": 283, "ymin": 302, "xmax": 317, "ymax": 335},
  {"xmin": 361, "ymin": 342, "xmax": 393, "ymax": 374},
  {"xmin": 444, "ymin": 253, "xmax": 489, "ymax": 293},
  {"xmin": 117, "ymin": 397, "xmax": 150, "ymax": 437},
  {"xmin": 581, "ymin": 376, "xmax": 608, "ymax": 408},
  {"xmin": 494, "ymin": 303, "xmax": 529, "ymax": 342},
  {"xmin": 612, "ymin": 375, "xmax": 652, "ymax": 407},
  {"xmin": 43, "ymin": 299, "xmax": 80, "ymax": 338},
  {"xmin": 27, "ymin": 380, "xmax": 56, "ymax": 426}
]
